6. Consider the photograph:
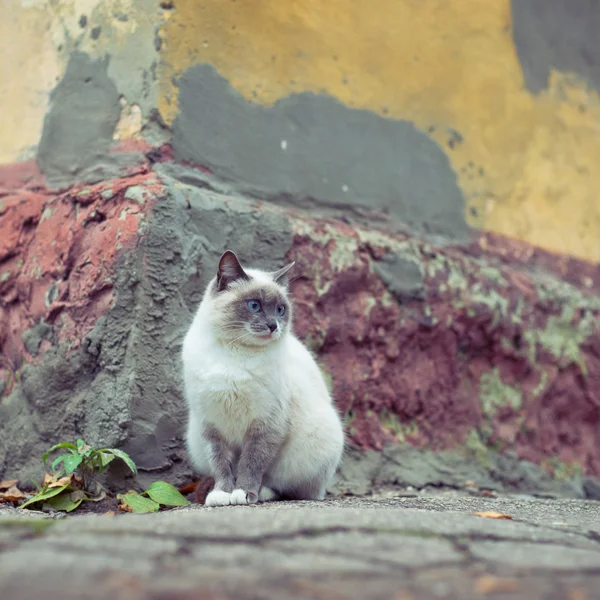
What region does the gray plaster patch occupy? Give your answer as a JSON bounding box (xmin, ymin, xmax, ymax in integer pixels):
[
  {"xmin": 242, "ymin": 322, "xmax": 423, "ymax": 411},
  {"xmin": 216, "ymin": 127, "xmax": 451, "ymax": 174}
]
[
  {"xmin": 327, "ymin": 446, "xmax": 585, "ymax": 500},
  {"xmin": 21, "ymin": 321, "xmax": 53, "ymax": 356},
  {"xmin": 37, "ymin": 52, "xmax": 121, "ymax": 187},
  {"xmin": 583, "ymin": 477, "xmax": 600, "ymax": 500},
  {"xmin": 173, "ymin": 64, "xmax": 469, "ymax": 239},
  {"xmin": 379, "ymin": 446, "xmax": 584, "ymax": 499},
  {"xmin": 373, "ymin": 251, "xmax": 426, "ymax": 302},
  {"xmin": 511, "ymin": 0, "xmax": 600, "ymax": 93},
  {"xmin": 0, "ymin": 174, "xmax": 293, "ymax": 489}
]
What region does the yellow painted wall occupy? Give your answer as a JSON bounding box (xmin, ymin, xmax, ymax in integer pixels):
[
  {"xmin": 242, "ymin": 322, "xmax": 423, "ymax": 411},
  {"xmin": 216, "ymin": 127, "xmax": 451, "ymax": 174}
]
[
  {"xmin": 1, "ymin": 0, "xmax": 156, "ymax": 163},
  {"xmin": 157, "ymin": 0, "xmax": 600, "ymax": 264},
  {"xmin": 3, "ymin": 0, "xmax": 600, "ymax": 263}
]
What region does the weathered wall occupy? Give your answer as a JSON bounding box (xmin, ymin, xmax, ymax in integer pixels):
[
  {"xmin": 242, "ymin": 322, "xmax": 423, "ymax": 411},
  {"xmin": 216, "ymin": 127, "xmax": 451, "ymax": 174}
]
[
  {"xmin": 3, "ymin": 0, "xmax": 600, "ymax": 259},
  {"xmin": 1, "ymin": 0, "xmax": 600, "ymax": 489}
]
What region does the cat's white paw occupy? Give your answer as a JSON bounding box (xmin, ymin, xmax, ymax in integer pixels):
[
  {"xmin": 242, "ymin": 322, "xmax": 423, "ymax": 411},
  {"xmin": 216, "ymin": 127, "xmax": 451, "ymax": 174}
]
[
  {"xmin": 205, "ymin": 490, "xmax": 231, "ymax": 507},
  {"xmin": 229, "ymin": 489, "xmax": 248, "ymax": 505}
]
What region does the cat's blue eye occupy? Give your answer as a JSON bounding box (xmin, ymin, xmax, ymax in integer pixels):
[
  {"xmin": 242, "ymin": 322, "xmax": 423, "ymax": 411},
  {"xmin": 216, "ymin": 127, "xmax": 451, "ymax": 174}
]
[
  {"xmin": 247, "ymin": 300, "xmax": 261, "ymax": 313},
  {"xmin": 276, "ymin": 305, "xmax": 286, "ymax": 316}
]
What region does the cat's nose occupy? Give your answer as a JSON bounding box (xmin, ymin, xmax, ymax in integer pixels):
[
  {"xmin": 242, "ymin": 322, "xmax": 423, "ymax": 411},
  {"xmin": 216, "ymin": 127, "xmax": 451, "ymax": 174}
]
[{"xmin": 267, "ymin": 322, "xmax": 277, "ymax": 333}]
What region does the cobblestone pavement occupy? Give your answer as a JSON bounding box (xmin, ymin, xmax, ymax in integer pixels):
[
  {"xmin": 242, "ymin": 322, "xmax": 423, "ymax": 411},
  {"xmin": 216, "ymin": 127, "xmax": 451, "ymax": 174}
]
[{"xmin": 2, "ymin": 493, "xmax": 600, "ymax": 600}]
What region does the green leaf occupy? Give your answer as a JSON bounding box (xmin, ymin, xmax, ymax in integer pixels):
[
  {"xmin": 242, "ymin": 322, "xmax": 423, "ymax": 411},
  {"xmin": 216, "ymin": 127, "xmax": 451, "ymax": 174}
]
[
  {"xmin": 98, "ymin": 451, "xmax": 116, "ymax": 468},
  {"xmin": 46, "ymin": 491, "xmax": 85, "ymax": 512},
  {"xmin": 100, "ymin": 448, "xmax": 137, "ymax": 474},
  {"xmin": 145, "ymin": 481, "xmax": 191, "ymax": 507},
  {"xmin": 20, "ymin": 483, "xmax": 71, "ymax": 509},
  {"xmin": 42, "ymin": 442, "xmax": 77, "ymax": 464},
  {"xmin": 76, "ymin": 439, "xmax": 92, "ymax": 456},
  {"xmin": 52, "ymin": 453, "xmax": 83, "ymax": 475},
  {"xmin": 118, "ymin": 492, "xmax": 159, "ymax": 513}
]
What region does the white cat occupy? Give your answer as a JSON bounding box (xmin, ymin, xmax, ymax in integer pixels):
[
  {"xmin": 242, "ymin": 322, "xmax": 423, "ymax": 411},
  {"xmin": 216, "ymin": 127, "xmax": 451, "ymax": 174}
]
[{"xmin": 182, "ymin": 250, "xmax": 344, "ymax": 507}]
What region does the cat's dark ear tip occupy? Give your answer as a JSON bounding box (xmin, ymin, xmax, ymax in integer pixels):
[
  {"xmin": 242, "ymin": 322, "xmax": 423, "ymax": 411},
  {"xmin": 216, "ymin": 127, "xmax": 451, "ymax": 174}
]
[{"xmin": 219, "ymin": 249, "xmax": 237, "ymax": 263}]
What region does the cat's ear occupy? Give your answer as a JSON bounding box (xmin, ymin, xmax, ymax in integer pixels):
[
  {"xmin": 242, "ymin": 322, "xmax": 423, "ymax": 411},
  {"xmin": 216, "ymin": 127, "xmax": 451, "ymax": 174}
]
[
  {"xmin": 217, "ymin": 250, "xmax": 249, "ymax": 292},
  {"xmin": 271, "ymin": 261, "xmax": 295, "ymax": 287}
]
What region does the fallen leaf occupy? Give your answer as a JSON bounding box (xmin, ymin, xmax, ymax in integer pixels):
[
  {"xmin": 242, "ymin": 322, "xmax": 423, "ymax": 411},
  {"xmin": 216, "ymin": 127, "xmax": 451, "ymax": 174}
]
[
  {"xmin": 474, "ymin": 575, "xmax": 518, "ymax": 594},
  {"xmin": 20, "ymin": 482, "xmax": 72, "ymax": 509},
  {"xmin": 103, "ymin": 511, "xmax": 116, "ymax": 516},
  {"xmin": 145, "ymin": 481, "xmax": 191, "ymax": 507},
  {"xmin": 567, "ymin": 588, "xmax": 588, "ymax": 600},
  {"xmin": 71, "ymin": 490, "xmax": 86, "ymax": 502},
  {"xmin": 119, "ymin": 503, "xmax": 132, "ymax": 512},
  {"xmin": 0, "ymin": 485, "xmax": 26, "ymax": 503},
  {"xmin": 45, "ymin": 490, "xmax": 84, "ymax": 512},
  {"xmin": 471, "ymin": 511, "xmax": 513, "ymax": 520},
  {"xmin": 178, "ymin": 482, "xmax": 198, "ymax": 495},
  {"xmin": 118, "ymin": 491, "xmax": 160, "ymax": 513},
  {"xmin": 0, "ymin": 479, "xmax": 18, "ymax": 490},
  {"xmin": 85, "ymin": 479, "xmax": 106, "ymax": 502},
  {"xmin": 42, "ymin": 473, "xmax": 73, "ymax": 488}
]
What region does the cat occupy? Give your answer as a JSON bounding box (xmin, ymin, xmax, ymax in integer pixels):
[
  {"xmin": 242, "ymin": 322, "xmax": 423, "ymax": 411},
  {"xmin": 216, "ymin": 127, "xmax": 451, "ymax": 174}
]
[{"xmin": 181, "ymin": 250, "xmax": 344, "ymax": 506}]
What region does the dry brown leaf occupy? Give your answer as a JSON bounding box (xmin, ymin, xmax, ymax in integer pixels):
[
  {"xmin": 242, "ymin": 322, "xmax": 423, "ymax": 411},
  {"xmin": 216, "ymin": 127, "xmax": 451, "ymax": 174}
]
[
  {"xmin": 0, "ymin": 485, "xmax": 26, "ymax": 503},
  {"xmin": 471, "ymin": 511, "xmax": 513, "ymax": 520},
  {"xmin": 119, "ymin": 502, "xmax": 132, "ymax": 513},
  {"xmin": 48, "ymin": 475, "xmax": 72, "ymax": 489},
  {"xmin": 567, "ymin": 588, "xmax": 588, "ymax": 600},
  {"xmin": 0, "ymin": 479, "xmax": 18, "ymax": 490},
  {"xmin": 42, "ymin": 473, "xmax": 55, "ymax": 486},
  {"xmin": 474, "ymin": 575, "xmax": 518, "ymax": 594},
  {"xmin": 103, "ymin": 511, "xmax": 116, "ymax": 516}
]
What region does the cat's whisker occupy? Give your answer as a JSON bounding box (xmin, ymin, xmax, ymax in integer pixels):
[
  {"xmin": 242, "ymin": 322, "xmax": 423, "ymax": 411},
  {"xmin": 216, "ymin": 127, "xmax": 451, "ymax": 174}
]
[{"xmin": 226, "ymin": 332, "xmax": 253, "ymax": 348}]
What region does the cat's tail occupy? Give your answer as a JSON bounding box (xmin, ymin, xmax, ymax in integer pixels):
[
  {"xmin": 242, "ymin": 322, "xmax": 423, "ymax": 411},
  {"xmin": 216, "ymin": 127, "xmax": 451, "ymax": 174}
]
[
  {"xmin": 192, "ymin": 476, "xmax": 215, "ymax": 504},
  {"xmin": 258, "ymin": 486, "xmax": 280, "ymax": 502}
]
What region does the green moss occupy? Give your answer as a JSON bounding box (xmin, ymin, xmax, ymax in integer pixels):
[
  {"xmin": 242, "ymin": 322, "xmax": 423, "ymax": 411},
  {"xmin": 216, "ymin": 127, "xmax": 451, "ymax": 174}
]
[
  {"xmin": 479, "ymin": 266, "xmax": 507, "ymax": 285},
  {"xmin": 379, "ymin": 411, "xmax": 419, "ymax": 442},
  {"xmin": 469, "ymin": 285, "xmax": 509, "ymax": 324},
  {"xmin": 542, "ymin": 457, "xmax": 584, "ymax": 481},
  {"xmin": 466, "ymin": 429, "xmax": 492, "ymax": 468},
  {"xmin": 525, "ymin": 303, "xmax": 596, "ymax": 375},
  {"xmin": 363, "ymin": 296, "xmax": 377, "ymax": 318},
  {"xmin": 532, "ymin": 370, "xmax": 548, "ymax": 398},
  {"xmin": 479, "ymin": 368, "xmax": 522, "ymax": 418},
  {"xmin": 304, "ymin": 326, "xmax": 327, "ymax": 352},
  {"xmin": 524, "ymin": 275, "xmax": 600, "ymax": 374}
]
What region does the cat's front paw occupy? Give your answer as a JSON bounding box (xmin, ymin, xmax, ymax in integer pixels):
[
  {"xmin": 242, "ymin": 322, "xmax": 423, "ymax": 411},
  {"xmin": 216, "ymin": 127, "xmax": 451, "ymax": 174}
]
[
  {"xmin": 204, "ymin": 490, "xmax": 231, "ymax": 507},
  {"xmin": 230, "ymin": 489, "xmax": 258, "ymax": 505}
]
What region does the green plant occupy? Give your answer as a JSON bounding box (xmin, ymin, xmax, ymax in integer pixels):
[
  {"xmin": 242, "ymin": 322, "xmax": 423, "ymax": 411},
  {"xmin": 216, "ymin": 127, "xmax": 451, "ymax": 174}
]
[
  {"xmin": 45, "ymin": 439, "xmax": 137, "ymax": 484},
  {"xmin": 20, "ymin": 438, "xmax": 138, "ymax": 512},
  {"xmin": 118, "ymin": 481, "xmax": 191, "ymax": 513},
  {"xmin": 19, "ymin": 438, "xmax": 191, "ymax": 514}
]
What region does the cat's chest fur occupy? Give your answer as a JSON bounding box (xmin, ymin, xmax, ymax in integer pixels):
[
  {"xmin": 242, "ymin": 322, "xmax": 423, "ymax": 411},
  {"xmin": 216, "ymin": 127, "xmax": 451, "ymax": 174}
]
[{"xmin": 186, "ymin": 344, "xmax": 289, "ymax": 443}]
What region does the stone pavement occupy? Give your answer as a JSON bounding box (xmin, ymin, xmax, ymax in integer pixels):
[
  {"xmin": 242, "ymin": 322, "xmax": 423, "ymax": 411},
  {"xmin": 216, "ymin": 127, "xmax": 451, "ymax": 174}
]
[{"xmin": 1, "ymin": 493, "xmax": 600, "ymax": 600}]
